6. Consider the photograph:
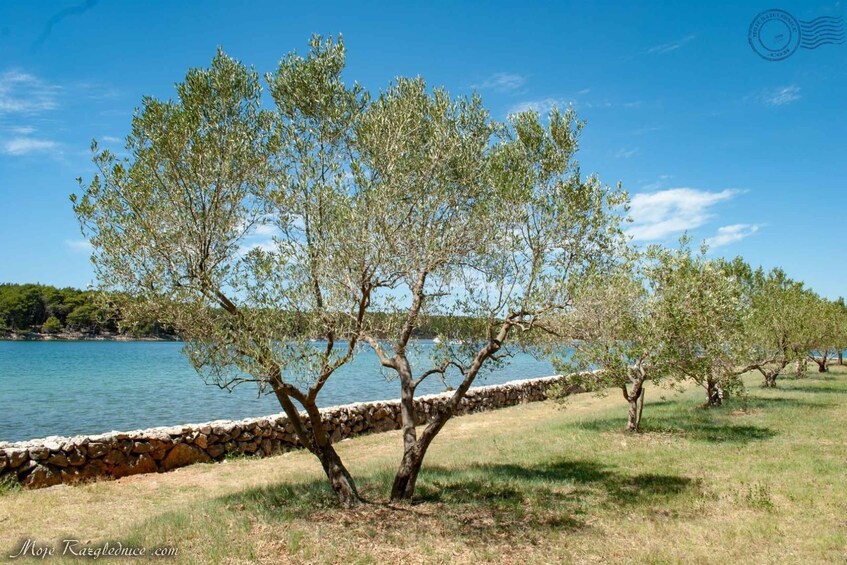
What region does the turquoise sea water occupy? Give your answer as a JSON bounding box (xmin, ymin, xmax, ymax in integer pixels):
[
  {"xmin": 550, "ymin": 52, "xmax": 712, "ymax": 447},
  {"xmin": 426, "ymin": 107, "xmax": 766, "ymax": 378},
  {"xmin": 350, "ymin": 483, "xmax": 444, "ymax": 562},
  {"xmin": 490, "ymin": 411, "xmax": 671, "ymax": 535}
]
[{"xmin": 0, "ymin": 341, "xmax": 557, "ymax": 442}]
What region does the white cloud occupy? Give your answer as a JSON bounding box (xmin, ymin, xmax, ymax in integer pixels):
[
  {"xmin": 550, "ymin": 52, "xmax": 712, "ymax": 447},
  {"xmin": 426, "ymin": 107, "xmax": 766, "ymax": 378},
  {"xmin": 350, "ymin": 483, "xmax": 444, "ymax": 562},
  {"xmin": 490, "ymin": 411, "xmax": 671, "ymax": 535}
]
[
  {"xmin": 252, "ymin": 223, "xmax": 281, "ymax": 237},
  {"xmin": 0, "ymin": 70, "xmax": 60, "ymax": 114},
  {"xmin": 507, "ymin": 97, "xmax": 570, "ymax": 116},
  {"xmin": 9, "ymin": 126, "xmax": 35, "ymax": 135},
  {"xmin": 760, "ymin": 85, "xmax": 801, "ymax": 107},
  {"xmin": 474, "ymin": 72, "xmax": 527, "ymax": 92},
  {"xmin": 1, "ymin": 137, "xmax": 59, "ymax": 155},
  {"xmin": 627, "ymin": 188, "xmax": 739, "ymax": 241},
  {"xmin": 705, "ymin": 224, "xmax": 761, "ymax": 248},
  {"xmin": 648, "ymin": 35, "xmax": 696, "ymax": 54},
  {"xmin": 65, "ymin": 239, "xmax": 93, "ymax": 252},
  {"xmin": 615, "ymin": 147, "xmax": 639, "ymax": 159},
  {"xmin": 101, "ymin": 135, "xmax": 122, "ymax": 143}
]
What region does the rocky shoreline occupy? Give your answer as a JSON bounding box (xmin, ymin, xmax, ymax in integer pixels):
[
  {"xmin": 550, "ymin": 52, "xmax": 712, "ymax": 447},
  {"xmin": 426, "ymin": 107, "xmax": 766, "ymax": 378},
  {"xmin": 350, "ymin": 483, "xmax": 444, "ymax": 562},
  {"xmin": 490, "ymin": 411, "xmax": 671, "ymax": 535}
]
[
  {"xmin": 0, "ymin": 331, "xmax": 178, "ymax": 341},
  {"xmin": 0, "ymin": 375, "xmax": 582, "ymax": 489}
]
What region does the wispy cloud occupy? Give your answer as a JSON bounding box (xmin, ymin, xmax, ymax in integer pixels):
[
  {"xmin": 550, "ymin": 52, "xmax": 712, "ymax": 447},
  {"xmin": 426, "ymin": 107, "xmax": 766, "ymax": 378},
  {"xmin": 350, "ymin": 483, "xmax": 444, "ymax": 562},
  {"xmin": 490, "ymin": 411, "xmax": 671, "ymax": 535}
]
[
  {"xmin": 1, "ymin": 137, "xmax": 59, "ymax": 156},
  {"xmin": 705, "ymin": 224, "xmax": 761, "ymax": 248},
  {"xmin": 507, "ymin": 97, "xmax": 571, "ymax": 116},
  {"xmin": 473, "ymin": 72, "xmax": 527, "ymax": 92},
  {"xmin": 759, "ymin": 85, "xmax": 801, "ymax": 107},
  {"xmin": 0, "ymin": 71, "xmax": 61, "ymax": 114},
  {"xmin": 101, "ymin": 135, "xmax": 122, "ymax": 143},
  {"xmin": 64, "ymin": 239, "xmax": 93, "ymax": 252},
  {"xmin": 627, "ymin": 187, "xmax": 740, "ymax": 241},
  {"xmin": 615, "ymin": 147, "xmax": 639, "ymax": 159},
  {"xmin": 648, "ymin": 34, "xmax": 696, "ymax": 54}
]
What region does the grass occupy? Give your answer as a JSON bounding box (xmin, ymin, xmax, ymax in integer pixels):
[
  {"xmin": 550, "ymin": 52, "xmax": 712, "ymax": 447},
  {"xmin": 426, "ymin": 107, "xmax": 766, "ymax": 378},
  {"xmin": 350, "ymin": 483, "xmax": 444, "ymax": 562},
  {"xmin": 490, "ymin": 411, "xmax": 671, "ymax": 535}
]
[{"xmin": 2, "ymin": 366, "xmax": 846, "ymax": 563}]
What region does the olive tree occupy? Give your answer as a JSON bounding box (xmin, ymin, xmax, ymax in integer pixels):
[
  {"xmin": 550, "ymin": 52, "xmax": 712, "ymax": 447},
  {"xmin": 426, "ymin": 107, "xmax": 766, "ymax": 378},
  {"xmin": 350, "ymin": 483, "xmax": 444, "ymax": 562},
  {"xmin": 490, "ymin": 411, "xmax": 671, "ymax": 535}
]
[
  {"xmin": 805, "ymin": 296, "xmax": 843, "ymax": 372},
  {"xmin": 73, "ymin": 40, "xmax": 369, "ymax": 507},
  {"xmin": 647, "ymin": 242, "xmax": 748, "ymax": 407},
  {"xmin": 557, "ymin": 264, "xmax": 675, "ymax": 432},
  {"xmin": 354, "ymin": 97, "xmax": 628, "ymax": 500},
  {"xmin": 733, "ymin": 265, "xmax": 809, "ymax": 387}
]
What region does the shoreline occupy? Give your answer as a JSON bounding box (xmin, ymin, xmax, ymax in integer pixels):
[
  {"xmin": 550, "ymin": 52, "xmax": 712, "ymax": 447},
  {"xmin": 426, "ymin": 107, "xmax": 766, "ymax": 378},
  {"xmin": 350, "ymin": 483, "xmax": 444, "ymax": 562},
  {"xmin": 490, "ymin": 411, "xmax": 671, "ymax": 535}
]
[
  {"xmin": 0, "ymin": 332, "xmax": 179, "ymax": 342},
  {"xmin": 0, "ymin": 374, "xmax": 567, "ymax": 448},
  {"xmin": 0, "ymin": 374, "xmax": 581, "ymax": 489}
]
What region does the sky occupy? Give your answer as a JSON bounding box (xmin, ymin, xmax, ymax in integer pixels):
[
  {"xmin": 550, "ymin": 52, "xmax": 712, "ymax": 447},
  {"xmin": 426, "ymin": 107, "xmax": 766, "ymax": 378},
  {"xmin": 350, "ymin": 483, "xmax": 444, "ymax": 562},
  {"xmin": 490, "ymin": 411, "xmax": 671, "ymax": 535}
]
[{"xmin": 0, "ymin": 0, "xmax": 844, "ymax": 299}]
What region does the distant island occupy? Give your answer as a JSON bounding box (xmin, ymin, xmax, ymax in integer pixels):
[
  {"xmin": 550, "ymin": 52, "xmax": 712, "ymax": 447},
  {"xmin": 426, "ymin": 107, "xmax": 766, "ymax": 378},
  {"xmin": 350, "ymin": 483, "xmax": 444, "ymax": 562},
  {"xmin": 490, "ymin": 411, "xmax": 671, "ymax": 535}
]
[
  {"xmin": 0, "ymin": 283, "xmax": 176, "ymax": 341},
  {"xmin": 1, "ymin": 282, "xmax": 476, "ymax": 342}
]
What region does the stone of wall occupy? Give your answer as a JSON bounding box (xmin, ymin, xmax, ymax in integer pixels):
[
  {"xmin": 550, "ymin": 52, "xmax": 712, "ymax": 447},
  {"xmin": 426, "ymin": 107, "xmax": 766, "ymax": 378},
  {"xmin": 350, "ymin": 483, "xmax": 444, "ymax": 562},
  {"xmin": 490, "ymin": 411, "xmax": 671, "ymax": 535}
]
[{"xmin": 0, "ymin": 375, "xmax": 581, "ymax": 489}]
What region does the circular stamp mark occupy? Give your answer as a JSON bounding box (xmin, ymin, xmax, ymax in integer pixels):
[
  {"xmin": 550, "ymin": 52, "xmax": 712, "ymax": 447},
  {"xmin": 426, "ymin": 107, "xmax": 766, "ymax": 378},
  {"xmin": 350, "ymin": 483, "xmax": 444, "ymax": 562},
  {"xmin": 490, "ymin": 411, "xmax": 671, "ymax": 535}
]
[{"xmin": 748, "ymin": 9, "xmax": 801, "ymax": 60}]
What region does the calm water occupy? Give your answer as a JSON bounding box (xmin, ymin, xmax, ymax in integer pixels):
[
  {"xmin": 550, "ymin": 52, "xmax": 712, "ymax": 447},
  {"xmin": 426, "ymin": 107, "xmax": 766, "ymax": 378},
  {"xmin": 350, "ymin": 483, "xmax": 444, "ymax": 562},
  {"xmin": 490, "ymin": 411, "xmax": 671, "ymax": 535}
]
[{"xmin": 0, "ymin": 341, "xmax": 557, "ymax": 442}]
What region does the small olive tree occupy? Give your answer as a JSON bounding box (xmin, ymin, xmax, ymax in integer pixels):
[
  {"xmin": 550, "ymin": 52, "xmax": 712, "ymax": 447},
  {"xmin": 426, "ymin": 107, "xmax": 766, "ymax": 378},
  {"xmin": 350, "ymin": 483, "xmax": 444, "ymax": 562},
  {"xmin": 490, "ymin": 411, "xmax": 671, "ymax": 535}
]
[
  {"xmin": 805, "ymin": 296, "xmax": 843, "ymax": 372},
  {"xmin": 647, "ymin": 242, "xmax": 748, "ymax": 407},
  {"xmin": 354, "ymin": 97, "xmax": 628, "ymax": 500},
  {"xmin": 73, "ymin": 40, "xmax": 369, "ymax": 507},
  {"xmin": 731, "ymin": 264, "xmax": 809, "ymax": 387},
  {"xmin": 558, "ymin": 262, "xmax": 682, "ymax": 432}
]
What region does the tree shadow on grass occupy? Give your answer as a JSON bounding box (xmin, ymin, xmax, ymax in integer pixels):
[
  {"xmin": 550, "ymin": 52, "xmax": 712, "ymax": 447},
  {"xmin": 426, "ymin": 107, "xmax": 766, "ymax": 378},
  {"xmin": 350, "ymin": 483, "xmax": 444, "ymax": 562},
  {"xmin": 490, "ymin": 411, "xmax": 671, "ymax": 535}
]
[
  {"xmin": 417, "ymin": 460, "xmax": 696, "ymax": 508},
  {"xmin": 214, "ymin": 458, "xmax": 697, "ymax": 546},
  {"xmin": 777, "ymin": 383, "xmax": 847, "ymax": 395},
  {"xmin": 575, "ymin": 414, "xmax": 777, "ymax": 444}
]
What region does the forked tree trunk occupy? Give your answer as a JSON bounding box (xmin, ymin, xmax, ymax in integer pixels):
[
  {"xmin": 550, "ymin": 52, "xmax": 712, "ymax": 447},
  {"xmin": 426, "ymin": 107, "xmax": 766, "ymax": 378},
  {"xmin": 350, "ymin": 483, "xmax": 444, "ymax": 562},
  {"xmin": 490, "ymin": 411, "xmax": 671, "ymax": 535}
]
[
  {"xmin": 809, "ymin": 353, "xmax": 828, "ymax": 373},
  {"xmin": 389, "ymin": 316, "xmax": 514, "ymax": 502},
  {"xmin": 759, "ymin": 359, "xmax": 788, "ymax": 388},
  {"xmin": 272, "ymin": 382, "xmax": 361, "ymax": 508}
]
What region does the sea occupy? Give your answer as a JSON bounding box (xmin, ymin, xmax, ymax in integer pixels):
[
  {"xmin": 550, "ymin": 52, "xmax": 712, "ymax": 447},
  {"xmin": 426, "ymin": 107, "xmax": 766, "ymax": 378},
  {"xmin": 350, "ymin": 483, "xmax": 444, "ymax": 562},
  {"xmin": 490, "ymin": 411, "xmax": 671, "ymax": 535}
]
[{"xmin": 0, "ymin": 340, "xmax": 558, "ymax": 443}]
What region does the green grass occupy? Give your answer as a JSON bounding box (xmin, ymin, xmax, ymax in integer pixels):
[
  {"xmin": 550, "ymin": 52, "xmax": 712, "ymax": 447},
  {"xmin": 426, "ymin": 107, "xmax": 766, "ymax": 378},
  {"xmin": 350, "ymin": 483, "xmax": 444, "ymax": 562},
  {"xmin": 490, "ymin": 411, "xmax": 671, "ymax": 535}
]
[{"xmin": 2, "ymin": 367, "xmax": 847, "ymax": 563}]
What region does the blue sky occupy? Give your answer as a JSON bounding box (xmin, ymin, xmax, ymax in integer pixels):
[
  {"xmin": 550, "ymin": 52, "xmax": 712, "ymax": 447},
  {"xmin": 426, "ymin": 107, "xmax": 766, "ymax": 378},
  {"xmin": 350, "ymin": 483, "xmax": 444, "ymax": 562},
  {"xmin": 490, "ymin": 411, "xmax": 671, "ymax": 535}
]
[{"xmin": 0, "ymin": 1, "xmax": 844, "ymax": 299}]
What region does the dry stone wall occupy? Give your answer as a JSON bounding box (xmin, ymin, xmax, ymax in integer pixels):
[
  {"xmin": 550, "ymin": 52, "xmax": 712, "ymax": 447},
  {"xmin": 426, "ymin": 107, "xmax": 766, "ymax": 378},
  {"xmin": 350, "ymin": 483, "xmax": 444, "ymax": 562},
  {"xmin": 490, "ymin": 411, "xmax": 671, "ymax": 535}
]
[{"xmin": 0, "ymin": 375, "xmax": 581, "ymax": 489}]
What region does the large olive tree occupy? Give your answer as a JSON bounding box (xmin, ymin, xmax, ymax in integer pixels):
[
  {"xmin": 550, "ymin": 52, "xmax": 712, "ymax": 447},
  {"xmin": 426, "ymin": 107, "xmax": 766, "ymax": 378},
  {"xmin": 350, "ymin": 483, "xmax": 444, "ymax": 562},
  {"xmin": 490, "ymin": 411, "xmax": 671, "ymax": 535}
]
[
  {"xmin": 73, "ymin": 40, "xmax": 369, "ymax": 507},
  {"xmin": 354, "ymin": 97, "xmax": 628, "ymax": 500}
]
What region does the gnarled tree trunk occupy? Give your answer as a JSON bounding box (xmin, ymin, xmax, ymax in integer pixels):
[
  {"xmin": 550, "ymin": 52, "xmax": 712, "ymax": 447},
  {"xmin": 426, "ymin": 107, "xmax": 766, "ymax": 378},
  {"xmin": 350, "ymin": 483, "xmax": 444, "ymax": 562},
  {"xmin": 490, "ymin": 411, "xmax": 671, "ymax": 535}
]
[
  {"xmin": 272, "ymin": 381, "xmax": 361, "ymax": 508},
  {"xmin": 316, "ymin": 442, "xmax": 360, "ymax": 508}
]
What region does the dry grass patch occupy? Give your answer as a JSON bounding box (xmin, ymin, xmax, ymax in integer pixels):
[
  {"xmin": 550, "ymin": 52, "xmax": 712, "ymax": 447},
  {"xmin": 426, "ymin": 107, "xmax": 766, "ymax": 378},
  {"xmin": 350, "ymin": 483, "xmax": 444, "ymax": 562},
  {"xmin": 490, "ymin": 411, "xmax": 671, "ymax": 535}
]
[{"xmin": 3, "ymin": 366, "xmax": 847, "ymax": 563}]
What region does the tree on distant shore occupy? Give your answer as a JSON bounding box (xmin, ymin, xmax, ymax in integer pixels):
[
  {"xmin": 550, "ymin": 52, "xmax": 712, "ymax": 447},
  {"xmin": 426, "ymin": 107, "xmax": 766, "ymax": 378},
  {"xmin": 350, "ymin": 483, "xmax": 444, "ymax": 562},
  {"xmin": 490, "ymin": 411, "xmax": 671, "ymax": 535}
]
[
  {"xmin": 74, "ymin": 38, "xmax": 369, "ymax": 507},
  {"xmin": 41, "ymin": 315, "xmax": 63, "ymax": 334}
]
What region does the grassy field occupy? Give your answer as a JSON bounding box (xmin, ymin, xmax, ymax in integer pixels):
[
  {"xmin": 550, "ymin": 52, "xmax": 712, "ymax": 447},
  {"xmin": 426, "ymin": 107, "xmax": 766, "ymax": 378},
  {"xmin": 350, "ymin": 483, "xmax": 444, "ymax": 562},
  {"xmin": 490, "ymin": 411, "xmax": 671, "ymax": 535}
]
[{"xmin": 2, "ymin": 366, "xmax": 846, "ymax": 564}]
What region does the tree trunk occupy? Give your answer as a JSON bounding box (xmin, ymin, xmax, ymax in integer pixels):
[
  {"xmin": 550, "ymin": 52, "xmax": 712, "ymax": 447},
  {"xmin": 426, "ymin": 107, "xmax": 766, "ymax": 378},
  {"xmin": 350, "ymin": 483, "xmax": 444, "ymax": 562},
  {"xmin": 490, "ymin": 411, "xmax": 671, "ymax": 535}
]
[
  {"xmin": 839, "ymin": 350, "xmax": 843, "ymax": 365},
  {"xmin": 626, "ymin": 396, "xmax": 639, "ymax": 432},
  {"xmin": 391, "ymin": 443, "xmax": 425, "ymax": 501},
  {"xmin": 316, "ymin": 442, "xmax": 360, "ymax": 508},
  {"xmin": 763, "ymin": 373, "xmax": 777, "ymax": 388},
  {"xmin": 706, "ymin": 379, "xmax": 722, "ymax": 407},
  {"xmin": 271, "ymin": 383, "xmax": 361, "ymax": 508},
  {"xmin": 625, "ymin": 384, "xmax": 644, "ymax": 432}
]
